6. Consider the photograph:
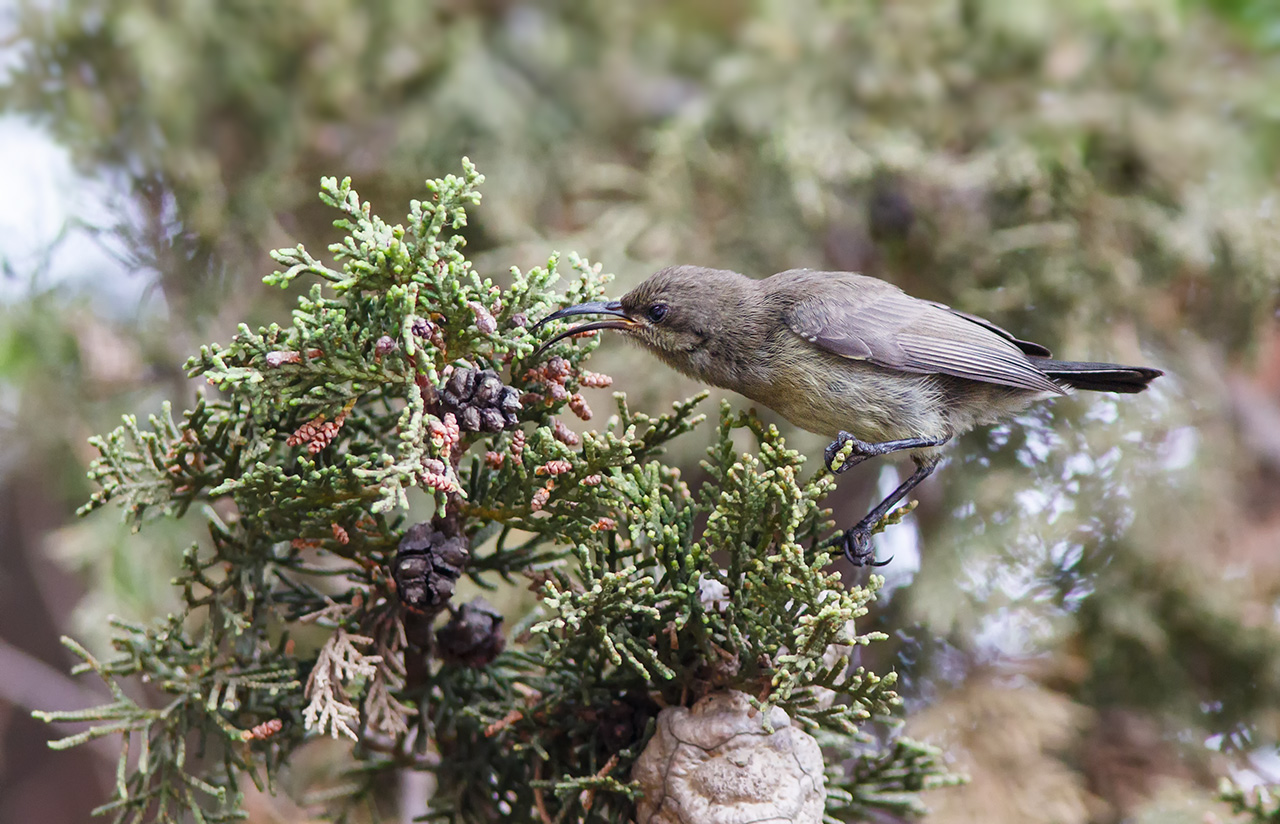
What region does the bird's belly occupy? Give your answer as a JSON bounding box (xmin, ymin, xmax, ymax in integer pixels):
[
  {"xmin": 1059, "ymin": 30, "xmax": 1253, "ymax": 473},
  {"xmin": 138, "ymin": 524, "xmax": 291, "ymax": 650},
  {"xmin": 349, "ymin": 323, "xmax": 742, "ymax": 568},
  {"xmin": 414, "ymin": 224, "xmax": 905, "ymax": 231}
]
[{"xmin": 742, "ymin": 359, "xmax": 950, "ymax": 443}]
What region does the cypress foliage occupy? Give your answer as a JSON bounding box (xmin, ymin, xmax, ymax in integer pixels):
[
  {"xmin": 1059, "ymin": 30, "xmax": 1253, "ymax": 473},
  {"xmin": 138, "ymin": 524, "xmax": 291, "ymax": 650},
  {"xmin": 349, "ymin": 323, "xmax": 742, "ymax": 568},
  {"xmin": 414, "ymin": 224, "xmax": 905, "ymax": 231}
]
[{"xmin": 37, "ymin": 161, "xmax": 957, "ymax": 822}]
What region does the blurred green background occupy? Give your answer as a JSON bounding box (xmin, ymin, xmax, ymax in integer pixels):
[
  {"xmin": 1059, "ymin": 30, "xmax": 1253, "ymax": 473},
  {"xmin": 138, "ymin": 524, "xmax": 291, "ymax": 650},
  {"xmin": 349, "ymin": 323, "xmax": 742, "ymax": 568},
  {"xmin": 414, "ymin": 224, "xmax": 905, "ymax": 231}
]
[{"xmin": 2, "ymin": 0, "xmax": 1279, "ymax": 821}]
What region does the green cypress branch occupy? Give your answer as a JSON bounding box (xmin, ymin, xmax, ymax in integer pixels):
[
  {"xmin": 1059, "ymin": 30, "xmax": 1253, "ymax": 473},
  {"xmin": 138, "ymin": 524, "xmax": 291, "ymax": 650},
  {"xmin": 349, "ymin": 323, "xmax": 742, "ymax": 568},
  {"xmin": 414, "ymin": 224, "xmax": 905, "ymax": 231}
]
[{"xmin": 42, "ymin": 160, "xmax": 957, "ymax": 823}]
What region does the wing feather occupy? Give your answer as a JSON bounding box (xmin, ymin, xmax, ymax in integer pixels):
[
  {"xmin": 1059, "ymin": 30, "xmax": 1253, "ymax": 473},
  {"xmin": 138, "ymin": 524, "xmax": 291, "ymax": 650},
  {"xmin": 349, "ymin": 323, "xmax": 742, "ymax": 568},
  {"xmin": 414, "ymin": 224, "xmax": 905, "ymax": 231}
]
[
  {"xmin": 782, "ymin": 273, "xmax": 1065, "ymax": 395},
  {"xmin": 921, "ymin": 300, "xmax": 1052, "ymax": 357}
]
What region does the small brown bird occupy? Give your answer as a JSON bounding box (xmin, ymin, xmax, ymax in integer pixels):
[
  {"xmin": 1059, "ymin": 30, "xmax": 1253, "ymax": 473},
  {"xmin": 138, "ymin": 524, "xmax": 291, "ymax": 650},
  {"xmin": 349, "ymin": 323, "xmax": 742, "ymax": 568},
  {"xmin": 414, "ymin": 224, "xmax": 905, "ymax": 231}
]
[{"xmin": 532, "ymin": 265, "xmax": 1162, "ymax": 565}]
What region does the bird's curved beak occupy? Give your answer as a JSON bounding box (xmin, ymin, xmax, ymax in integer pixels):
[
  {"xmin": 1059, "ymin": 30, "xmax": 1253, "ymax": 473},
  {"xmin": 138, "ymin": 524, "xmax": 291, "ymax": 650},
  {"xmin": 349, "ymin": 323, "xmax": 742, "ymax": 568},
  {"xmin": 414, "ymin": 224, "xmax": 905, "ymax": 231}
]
[{"xmin": 530, "ymin": 300, "xmax": 635, "ymax": 356}]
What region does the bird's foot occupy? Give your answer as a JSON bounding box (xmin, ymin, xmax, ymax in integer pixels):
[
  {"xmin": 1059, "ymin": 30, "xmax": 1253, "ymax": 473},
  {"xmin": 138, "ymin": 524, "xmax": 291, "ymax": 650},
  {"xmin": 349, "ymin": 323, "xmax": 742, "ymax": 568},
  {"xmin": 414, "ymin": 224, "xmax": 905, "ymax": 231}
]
[
  {"xmin": 833, "ymin": 526, "xmax": 891, "ymax": 567},
  {"xmin": 824, "ymin": 431, "xmax": 874, "ymax": 474}
]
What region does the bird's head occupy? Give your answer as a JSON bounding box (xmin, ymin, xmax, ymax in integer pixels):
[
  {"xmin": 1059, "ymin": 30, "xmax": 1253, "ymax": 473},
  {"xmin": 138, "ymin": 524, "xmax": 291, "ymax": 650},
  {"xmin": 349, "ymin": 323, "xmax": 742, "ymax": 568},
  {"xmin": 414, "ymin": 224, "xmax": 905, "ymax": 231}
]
[{"xmin": 531, "ymin": 265, "xmax": 753, "ymax": 371}]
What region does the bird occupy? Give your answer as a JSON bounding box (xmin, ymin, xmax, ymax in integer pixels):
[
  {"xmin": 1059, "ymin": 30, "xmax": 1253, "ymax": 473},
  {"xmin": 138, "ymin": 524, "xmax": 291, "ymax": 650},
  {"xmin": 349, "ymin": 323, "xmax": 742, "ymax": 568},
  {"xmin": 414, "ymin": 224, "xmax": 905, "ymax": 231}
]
[{"xmin": 531, "ymin": 265, "xmax": 1162, "ymax": 565}]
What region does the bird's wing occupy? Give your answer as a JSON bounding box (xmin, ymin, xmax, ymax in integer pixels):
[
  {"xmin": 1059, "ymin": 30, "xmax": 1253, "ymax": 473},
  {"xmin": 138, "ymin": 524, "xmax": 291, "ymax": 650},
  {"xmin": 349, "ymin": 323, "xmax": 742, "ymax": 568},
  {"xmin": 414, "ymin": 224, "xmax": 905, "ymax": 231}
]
[
  {"xmin": 920, "ymin": 300, "xmax": 1052, "ymax": 358},
  {"xmin": 783, "ymin": 275, "xmax": 1065, "ymax": 394}
]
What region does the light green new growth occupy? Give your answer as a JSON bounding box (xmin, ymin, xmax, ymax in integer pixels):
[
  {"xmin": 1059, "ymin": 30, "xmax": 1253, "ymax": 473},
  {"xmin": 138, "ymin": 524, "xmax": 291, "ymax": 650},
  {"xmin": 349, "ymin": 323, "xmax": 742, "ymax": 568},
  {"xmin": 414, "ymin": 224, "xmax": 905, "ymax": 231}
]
[{"xmin": 38, "ymin": 160, "xmax": 957, "ymax": 823}]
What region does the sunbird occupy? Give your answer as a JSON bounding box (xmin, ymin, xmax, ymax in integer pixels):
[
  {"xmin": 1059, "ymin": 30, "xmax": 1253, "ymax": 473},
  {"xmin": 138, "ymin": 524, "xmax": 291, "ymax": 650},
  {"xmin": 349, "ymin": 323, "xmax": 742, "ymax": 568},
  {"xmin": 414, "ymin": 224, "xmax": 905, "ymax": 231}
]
[{"xmin": 533, "ymin": 265, "xmax": 1162, "ymax": 565}]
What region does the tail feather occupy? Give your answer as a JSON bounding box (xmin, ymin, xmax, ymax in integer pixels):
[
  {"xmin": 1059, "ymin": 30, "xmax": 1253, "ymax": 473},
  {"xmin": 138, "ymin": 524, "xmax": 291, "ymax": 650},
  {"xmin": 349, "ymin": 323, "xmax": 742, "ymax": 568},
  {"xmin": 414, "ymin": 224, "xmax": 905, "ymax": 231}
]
[{"xmin": 1032, "ymin": 358, "xmax": 1163, "ymax": 394}]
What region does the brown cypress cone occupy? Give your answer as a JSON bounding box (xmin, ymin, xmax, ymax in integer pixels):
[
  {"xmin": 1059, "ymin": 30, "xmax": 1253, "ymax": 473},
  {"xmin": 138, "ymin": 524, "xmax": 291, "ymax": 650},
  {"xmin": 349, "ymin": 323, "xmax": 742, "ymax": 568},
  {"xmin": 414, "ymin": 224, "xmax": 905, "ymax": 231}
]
[
  {"xmin": 438, "ymin": 366, "xmax": 521, "ymax": 432},
  {"xmin": 393, "ymin": 522, "xmax": 470, "ymax": 612},
  {"xmin": 436, "ymin": 597, "xmax": 506, "ymax": 668}
]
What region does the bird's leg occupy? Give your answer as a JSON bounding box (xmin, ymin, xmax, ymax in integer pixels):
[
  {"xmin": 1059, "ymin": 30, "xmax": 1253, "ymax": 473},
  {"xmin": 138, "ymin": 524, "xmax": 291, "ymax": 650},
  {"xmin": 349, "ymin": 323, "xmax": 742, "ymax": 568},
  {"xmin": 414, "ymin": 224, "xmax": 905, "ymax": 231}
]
[
  {"xmin": 833, "ymin": 459, "xmax": 939, "ymax": 567},
  {"xmin": 824, "ymin": 432, "xmax": 949, "ymax": 474}
]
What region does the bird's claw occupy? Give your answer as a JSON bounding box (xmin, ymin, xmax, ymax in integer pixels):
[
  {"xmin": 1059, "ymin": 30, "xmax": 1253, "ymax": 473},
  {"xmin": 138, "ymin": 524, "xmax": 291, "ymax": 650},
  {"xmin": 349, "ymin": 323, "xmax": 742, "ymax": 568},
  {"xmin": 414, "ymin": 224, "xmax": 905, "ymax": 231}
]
[
  {"xmin": 835, "ymin": 527, "xmax": 890, "ymax": 567},
  {"xmin": 824, "ymin": 431, "xmax": 872, "ymax": 474}
]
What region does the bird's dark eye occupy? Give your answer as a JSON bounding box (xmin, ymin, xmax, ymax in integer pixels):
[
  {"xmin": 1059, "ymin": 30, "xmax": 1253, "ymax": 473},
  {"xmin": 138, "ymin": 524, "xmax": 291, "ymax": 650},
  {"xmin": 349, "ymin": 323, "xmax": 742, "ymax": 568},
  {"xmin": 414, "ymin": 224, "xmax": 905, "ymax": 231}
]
[{"xmin": 646, "ymin": 303, "xmax": 669, "ymax": 323}]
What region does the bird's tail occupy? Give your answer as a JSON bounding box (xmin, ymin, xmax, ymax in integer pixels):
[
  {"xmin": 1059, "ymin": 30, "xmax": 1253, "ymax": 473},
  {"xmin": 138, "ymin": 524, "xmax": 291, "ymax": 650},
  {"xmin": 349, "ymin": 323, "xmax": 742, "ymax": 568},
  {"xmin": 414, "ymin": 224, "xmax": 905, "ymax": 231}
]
[{"xmin": 1033, "ymin": 359, "xmax": 1163, "ymax": 393}]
